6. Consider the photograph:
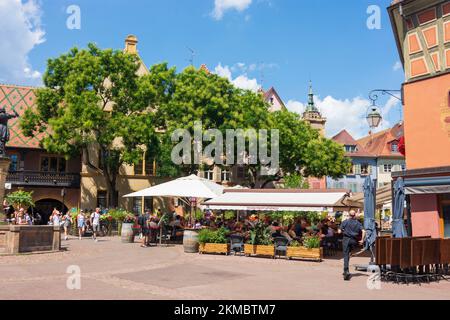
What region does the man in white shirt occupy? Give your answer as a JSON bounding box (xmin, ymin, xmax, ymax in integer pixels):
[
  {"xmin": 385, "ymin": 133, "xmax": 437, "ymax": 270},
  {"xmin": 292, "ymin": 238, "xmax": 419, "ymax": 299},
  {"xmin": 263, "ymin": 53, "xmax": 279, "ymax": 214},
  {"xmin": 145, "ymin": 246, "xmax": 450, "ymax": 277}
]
[{"xmin": 91, "ymin": 208, "xmax": 101, "ymax": 242}]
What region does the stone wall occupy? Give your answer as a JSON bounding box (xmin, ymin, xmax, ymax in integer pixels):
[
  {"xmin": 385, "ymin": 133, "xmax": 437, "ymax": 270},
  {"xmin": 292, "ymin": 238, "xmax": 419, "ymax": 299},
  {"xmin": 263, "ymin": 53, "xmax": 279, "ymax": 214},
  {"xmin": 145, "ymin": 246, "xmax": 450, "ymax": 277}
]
[{"xmin": 0, "ymin": 225, "xmax": 60, "ymax": 254}]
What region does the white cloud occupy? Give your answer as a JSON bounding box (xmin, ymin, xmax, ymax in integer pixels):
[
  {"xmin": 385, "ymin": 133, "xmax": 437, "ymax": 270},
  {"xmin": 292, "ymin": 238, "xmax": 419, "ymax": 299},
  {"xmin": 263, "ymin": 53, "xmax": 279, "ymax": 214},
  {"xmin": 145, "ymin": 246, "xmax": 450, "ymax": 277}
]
[
  {"xmin": 212, "ymin": 0, "xmax": 253, "ymax": 20},
  {"xmin": 229, "ymin": 62, "xmax": 277, "ymax": 75},
  {"xmin": 214, "ymin": 63, "xmax": 260, "ymax": 92},
  {"xmin": 286, "ymin": 95, "xmax": 400, "ymax": 139},
  {"xmin": 215, "ymin": 63, "xmax": 233, "ymax": 80},
  {"xmin": 393, "ymin": 61, "xmax": 402, "ymax": 71},
  {"xmin": 0, "ymin": 0, "xmax": 45, "ymax": 85},
  {"xmin": 233, "ymin": 75, "xmax": 259, "ymax": 91},
  {"xmin": 286, "ymin": 100, "xmax": 305, "ymax": 114}
]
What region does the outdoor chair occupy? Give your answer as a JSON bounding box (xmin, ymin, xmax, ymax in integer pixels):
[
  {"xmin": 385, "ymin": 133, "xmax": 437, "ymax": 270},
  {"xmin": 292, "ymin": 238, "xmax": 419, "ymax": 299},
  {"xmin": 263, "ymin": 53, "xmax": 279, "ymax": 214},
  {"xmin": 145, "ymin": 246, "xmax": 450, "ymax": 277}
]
[
  {"xmin": 274, "ymin": 237, "xmax": 289, "ymax": 258},
  {"xmin": 230, "ymin": 235, "xmax": 244, "ymax": 255},
  {"xmin": 322, "ymin": 236, "xmax": 338, "ymax": 257}
]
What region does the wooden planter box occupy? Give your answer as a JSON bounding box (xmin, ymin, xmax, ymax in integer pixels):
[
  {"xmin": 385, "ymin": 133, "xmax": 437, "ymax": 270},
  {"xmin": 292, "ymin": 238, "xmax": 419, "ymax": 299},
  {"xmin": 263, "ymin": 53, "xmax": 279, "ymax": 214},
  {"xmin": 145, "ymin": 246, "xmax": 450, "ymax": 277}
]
[
  {"xmin": 245, "ymin": 245, "xmax": 274, "ymax": 258},
  {"xmin": 199, "ymin": 243, "xmax": 230, "ymax": 255},
  {"xmin": 287, "ymin": 247, "xmax": 323, "ymax": 261}
]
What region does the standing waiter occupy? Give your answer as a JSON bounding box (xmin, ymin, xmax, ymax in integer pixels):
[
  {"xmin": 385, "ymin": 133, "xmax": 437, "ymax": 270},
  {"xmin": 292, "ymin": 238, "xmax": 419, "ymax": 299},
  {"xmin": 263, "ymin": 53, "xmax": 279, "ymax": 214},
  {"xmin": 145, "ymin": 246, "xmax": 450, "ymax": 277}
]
[{"xmin": 340, "ymin": 210, "xmax": 366, "ymax": 281}]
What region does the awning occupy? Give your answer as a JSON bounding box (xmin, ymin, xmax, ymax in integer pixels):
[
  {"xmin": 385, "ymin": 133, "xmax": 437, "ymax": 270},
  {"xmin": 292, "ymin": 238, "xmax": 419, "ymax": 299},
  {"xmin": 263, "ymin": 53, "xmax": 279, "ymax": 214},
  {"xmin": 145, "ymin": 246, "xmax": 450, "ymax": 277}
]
[
  {"xmin": 405, "ymin": 185, "xmax": 450, "ymax": 195},
  {"xmin": 403, "ymin": 176, "xmax": 450, "ymax": 195},
  {"xmin": 123, "ymin": 175, "xmax": 224, "ymax": 199},
  {"xmin": 348, "ymin": 185, "xmax": 392, "ymax": 209},
  {"xmin": 203, "ymin": 189, "xmax": 353, "ymax": 212}
]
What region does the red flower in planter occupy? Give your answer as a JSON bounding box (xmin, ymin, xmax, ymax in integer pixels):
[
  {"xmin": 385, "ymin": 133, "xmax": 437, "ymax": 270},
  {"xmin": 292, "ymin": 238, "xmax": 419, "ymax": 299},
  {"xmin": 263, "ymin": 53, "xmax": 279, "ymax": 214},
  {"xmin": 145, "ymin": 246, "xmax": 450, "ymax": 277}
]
[{"xmin": 398, "ymin": 136, "xmax": 406, "ymax": 156}]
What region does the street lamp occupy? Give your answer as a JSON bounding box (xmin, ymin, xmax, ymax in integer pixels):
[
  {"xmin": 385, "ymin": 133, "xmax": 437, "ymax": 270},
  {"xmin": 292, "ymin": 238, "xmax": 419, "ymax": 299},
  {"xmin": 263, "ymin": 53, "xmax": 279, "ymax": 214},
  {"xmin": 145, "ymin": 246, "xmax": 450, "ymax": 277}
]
[
  {"xmin": 367, "ymin": 89, "xmax": 403, "ymax": 129},
  {"xmin": 366, "ymin": 105, "xmax": 383, "ymax": 129}
]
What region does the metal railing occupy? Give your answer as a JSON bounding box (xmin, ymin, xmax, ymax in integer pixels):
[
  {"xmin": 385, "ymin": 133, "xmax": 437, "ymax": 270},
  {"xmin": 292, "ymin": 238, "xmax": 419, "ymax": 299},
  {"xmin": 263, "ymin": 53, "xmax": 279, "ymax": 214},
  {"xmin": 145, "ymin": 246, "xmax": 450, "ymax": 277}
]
[{"xmin": 7, "ymin": 171, "xmax": 81, "ymax": 188}]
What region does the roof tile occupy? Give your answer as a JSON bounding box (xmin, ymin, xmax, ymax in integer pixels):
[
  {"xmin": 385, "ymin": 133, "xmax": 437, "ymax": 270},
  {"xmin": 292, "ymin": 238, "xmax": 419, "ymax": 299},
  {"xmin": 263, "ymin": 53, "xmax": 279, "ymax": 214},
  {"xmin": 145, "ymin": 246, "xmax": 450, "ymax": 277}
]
[{"xmin": 0, "ymin": 84, "xmax": 45, "ymax": 149}]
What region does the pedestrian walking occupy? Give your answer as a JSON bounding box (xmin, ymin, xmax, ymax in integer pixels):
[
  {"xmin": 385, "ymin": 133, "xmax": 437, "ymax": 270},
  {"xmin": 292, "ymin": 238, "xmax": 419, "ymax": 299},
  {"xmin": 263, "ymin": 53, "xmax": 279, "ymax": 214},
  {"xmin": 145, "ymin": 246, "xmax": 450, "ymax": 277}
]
[
  {"xmin": 340, "ymin": 210, "xmax": 366, "ymax": 281},
  {"xmin": 17, "ymin": 209, "xmax": 27, "ymax": 225},
  {"xmin": 139, "ymin": 211, "xmax": 151, "ymax": 248},
  {"xmin": 24, "ymin": 211, "xmax": 32, "ymax": 225},
  {"xmin": 91, "ymin": 208, "xmax": 101, "ymax": 242},
  {"xmin": 51, "ymin": 209, "xmax": 61, "ymax": 226},
  {"xmin": 62, "ymin": 211, "xmax": 73, "ymax": 240},
  {"xmin": 77, "ymin": 210, "xmax": 86, "ymax": 240},
  {"xmin": 32, "ymin": 211, "xmax": 42, "ymax": 225}
]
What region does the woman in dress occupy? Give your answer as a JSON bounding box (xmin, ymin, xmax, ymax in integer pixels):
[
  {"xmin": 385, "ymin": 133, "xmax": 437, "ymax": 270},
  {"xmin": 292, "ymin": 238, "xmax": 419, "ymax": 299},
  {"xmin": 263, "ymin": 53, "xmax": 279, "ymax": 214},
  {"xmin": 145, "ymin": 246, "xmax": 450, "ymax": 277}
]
[
  {"xmin": 77, "ymin": 210, "xmax": 86, "ymax": 240},
  {"xmin": 51, "ymin": 209, "xmax": 60, "ymax": 226},
  {"xmin": 62, "ymin": 211, "xmax": 73, "ymax": 240}
]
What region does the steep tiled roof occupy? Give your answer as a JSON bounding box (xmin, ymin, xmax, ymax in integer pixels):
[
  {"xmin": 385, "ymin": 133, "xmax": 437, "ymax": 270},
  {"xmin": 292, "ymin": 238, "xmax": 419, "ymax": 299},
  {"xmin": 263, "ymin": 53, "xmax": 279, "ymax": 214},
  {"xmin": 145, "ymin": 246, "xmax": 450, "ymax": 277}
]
[
  {"xmin": 357, "ymin": 123, "xmax": 405, "ymax": 158},
  {"xmin": 332, "ymin": 130, "xmax": 358, "ymax": 146},
  {"xmin": 0, "ymin": 84, "xmax": 44, "ymax": 149},
  {"xmin": 262, "ymin": 87, "xmax": 287, "ymax": 111},
  {"xmin": 332, "ymin": 129, "xmax": 374, "ymax": 158}
]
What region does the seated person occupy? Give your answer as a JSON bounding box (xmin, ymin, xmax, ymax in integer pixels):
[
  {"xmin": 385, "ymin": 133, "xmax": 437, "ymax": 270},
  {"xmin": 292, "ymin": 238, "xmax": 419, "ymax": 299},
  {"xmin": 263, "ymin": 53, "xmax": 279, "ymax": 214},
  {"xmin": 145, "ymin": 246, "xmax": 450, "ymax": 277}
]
[
  {"xmin": 270, "ymin": 222, "xmax": 291, "ymax": 241},
  {"xmin": 326, "ymin": 224, "xmax": 335, "ymax": 238},
  {"xmin": 232, "ymin": 222, "xmax": 244, "ymax": 233},
  {"xmin": 169, "ymin": 215, "xmax": 183, "ymax": 238},
  {"xmin": 319, "ymin": 221, "xmax": 327, "ymax": 235},
  {"xmin": 280, "ymin": 226, "xmax": 293, "ymax": 243},
  {"xmin": 226, "ymin": 220, "xmax": 235, "ymax": 231},
  {"xmin": 268, "ymin": 221, "xmax": 281, "ymax": 235},
  {"xmin": 288, "ymin": 224, "xmax": 300, "ymax": 240},
  {"xmin": 271, "ymin": 227, "xmax": 283, "ymax": 239},
  {"xmin": 148, "ymin": 217, "xmax": 160, "ymax": 244},
  {"xmin": 194, "ymin": 220, "xmax": 202, "ymax": 229}
]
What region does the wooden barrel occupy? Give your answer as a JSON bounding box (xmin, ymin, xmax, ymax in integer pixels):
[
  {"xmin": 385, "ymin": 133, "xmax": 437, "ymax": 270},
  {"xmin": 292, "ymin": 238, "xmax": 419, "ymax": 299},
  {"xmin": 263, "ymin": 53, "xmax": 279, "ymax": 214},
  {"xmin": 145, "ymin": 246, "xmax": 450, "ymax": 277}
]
[
  {"xmin": 121, "ymin": 223, "xmax": 134, "ymax": 243},
  {"xmin": 183, "ymin": 229, "xmax": 199, "ymax": 253}
]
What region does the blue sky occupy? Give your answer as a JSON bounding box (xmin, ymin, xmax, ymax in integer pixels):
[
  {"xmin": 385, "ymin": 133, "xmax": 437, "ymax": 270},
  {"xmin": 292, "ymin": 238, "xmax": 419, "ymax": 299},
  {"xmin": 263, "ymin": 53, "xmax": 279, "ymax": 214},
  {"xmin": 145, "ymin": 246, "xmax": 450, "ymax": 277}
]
[{"xmin": 0, "ymin": 0, "xmax": 404, "ymax": 138}]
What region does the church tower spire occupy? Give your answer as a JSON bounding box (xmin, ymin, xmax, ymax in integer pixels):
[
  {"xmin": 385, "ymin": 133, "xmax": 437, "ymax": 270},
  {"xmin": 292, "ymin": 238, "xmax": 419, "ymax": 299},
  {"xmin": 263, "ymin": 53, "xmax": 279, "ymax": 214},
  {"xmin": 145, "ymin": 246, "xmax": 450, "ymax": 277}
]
[
  {"xmin": 302, "ymin": 81, "xmax": 326, "ymax": 136},
  {"xmin": 305, "ymin": 80, "xmax": 319, "ymax": 113}
]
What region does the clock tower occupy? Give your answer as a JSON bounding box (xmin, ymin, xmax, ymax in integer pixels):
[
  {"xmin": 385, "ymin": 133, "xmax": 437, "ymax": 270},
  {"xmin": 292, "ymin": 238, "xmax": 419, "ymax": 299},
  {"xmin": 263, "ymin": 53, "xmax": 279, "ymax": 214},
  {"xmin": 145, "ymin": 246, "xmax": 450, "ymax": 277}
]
[{"xmin": 302, "ymin": 82, "xmax": 326, "ymax": 136}]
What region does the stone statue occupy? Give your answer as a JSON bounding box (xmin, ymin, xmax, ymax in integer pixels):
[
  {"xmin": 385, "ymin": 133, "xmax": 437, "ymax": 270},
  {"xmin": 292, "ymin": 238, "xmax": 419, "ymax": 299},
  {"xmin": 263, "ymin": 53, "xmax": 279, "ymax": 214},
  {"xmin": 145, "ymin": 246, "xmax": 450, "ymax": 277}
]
[{"xmin": 0, "ymin": 108, "xmax": 19, "ymax": 157}]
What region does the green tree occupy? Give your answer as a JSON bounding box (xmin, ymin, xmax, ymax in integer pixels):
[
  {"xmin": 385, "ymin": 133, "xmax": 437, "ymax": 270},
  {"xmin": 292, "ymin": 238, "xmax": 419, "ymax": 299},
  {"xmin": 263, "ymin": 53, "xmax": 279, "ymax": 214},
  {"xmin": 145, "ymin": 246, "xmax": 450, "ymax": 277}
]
[
  {"xmin": 283, "ymin": 173, "xmax": 310, "ymax": 189},
  {"xmin": 258, "ymin": 111, "xmax": 351, "ymax": 187},
  {"xmin": 6, "ymin": 191, "xmax": 35, "ymax": 209},
  {"xmin": 156, "ymin": 66, "xmax": 350, "ymax": 187},
  {"xmin": 155, "ymin": 66, "xmax": 272, "ymax": 176},
  {"xmin": 20, "ymin": 44, "xmax": 173, "ymax": 207}
]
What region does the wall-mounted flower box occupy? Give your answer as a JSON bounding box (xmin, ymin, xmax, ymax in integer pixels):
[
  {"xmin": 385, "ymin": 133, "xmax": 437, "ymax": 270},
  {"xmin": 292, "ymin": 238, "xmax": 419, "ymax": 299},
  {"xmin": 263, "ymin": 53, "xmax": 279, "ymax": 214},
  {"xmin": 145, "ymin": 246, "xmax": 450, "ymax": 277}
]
[
  {"xmin": 287, "ymin": 247, "xmax": 323, "ymax": 261},
  {"xmin": 199, "ymin": 243, "xmax": 230, "ymax": 255}
]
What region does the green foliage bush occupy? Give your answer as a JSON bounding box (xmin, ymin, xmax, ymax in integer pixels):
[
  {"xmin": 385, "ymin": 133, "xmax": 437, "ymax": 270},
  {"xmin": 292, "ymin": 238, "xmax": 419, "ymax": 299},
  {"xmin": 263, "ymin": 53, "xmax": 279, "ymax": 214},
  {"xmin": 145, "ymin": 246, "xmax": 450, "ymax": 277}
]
[
  {"xmin": 224, "ymin": 211, "xmax": 235, "ymax": 221},
  {"xmin": 109, "ymin": 209, "xmax": 134, "ymax": 223},
  {"xmin": 198, "ymin": 227, "xmax": 228, "ymax": 244},
  {"xmin": 248, "ymin": 222, "xmax": 273, "ymax": 246},
  {"xmin": 302, "ymin": 235, "xmax": 321, "ymax": 249},
  {"xmin": 289, "ymin": 240, "xmax": 302, "ymax": 247},
  {"xmin": 5, "ymin": 191, "xmax": 35, "ymax": 209}
]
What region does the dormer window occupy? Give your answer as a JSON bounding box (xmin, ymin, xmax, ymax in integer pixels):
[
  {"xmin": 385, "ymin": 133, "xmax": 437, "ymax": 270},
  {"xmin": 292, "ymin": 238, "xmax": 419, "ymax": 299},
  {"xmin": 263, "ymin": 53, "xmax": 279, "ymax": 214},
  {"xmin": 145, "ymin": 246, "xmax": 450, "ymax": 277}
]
[
  {"xmin": 345, "ymin": 145, "xmax": 357, "ymax": 153},
  {"xmin": 391, "ymin": 142, "xmax": 399, "ymax": 153}
]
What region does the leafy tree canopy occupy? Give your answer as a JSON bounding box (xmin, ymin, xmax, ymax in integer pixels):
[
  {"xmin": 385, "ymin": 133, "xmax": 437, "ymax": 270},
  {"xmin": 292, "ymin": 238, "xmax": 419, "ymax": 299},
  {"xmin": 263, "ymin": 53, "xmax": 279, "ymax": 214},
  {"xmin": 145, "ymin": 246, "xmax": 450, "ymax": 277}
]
[
  {"xmin": 269, "ymin": 111, "xmax": 351, "ymax": 181},
  {"xmin": 20, "ymin": 44, "xmax": 174, "ymax": 206},
  {"xmin": 6, "ymin": 191, "xmax": 35, "ymax": 209}
]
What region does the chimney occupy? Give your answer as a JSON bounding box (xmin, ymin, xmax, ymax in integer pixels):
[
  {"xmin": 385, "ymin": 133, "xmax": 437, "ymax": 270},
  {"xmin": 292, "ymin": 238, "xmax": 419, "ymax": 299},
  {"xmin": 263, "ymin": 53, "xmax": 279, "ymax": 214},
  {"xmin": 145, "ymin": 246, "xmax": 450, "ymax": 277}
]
[{"xmin": 125, "ymin": 35, "xmax": 138, "ymax": 54}]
